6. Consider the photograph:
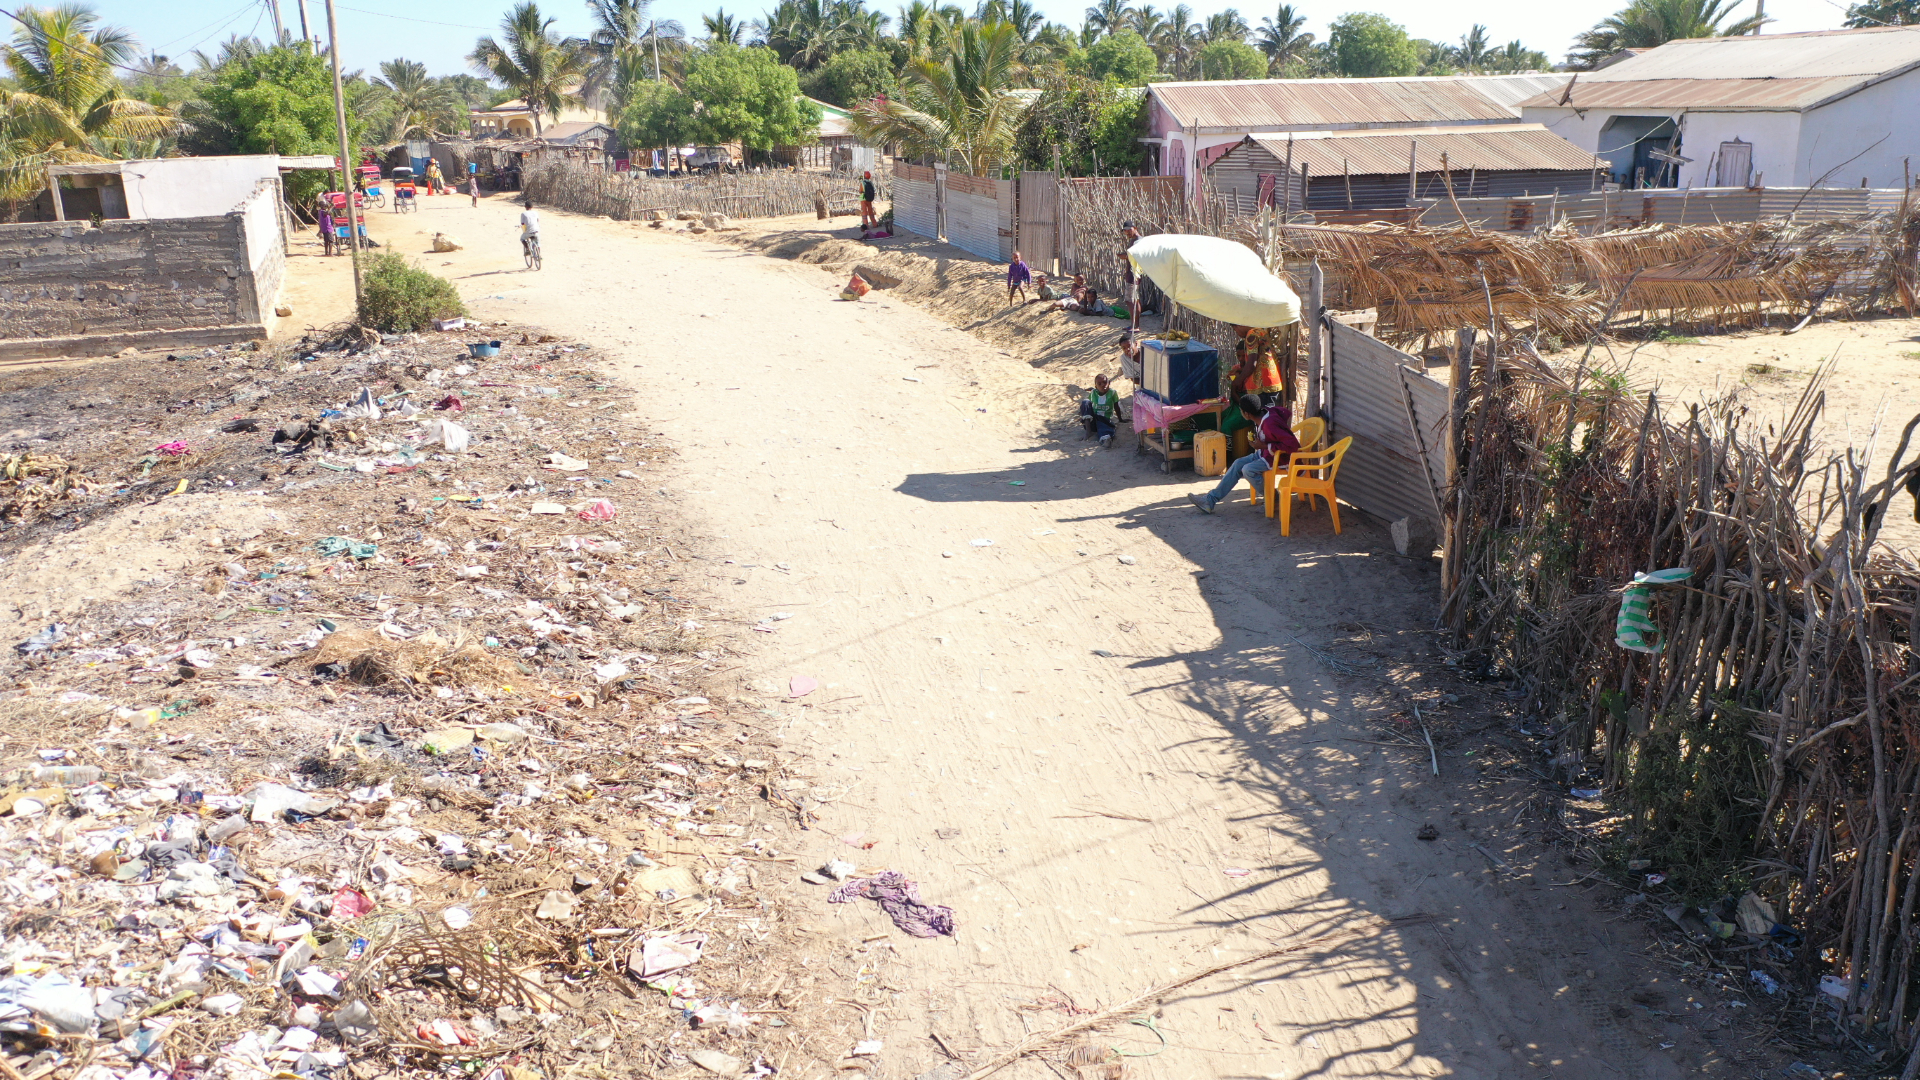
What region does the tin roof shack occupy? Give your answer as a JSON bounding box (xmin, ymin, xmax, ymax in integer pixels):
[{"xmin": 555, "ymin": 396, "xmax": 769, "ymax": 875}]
[
  {"xmin": 1147, "ymin": 74, "xmax": 1572, "ymax": 201},
  {"xmin": 1207, "ymin": 124, "xmax": 1602, "ymax": 219},
  {"xmin": 1518, "ymin": 27, "xmax": 1920, "ymax": 189},
  {"xmin": 0, "ymin": 178, "xmax": 289, "ymax": 362}
]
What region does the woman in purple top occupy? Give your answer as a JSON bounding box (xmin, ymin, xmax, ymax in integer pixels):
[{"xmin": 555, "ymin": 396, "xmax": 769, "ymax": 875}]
[{"xmin": 1006, "ymin": 251, "xmax": 1032, "ymax": 304}]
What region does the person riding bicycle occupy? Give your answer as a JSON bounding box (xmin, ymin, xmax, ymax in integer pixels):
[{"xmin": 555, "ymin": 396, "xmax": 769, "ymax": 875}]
[{"xmin": 519, "ymin": 198, "xmax": 541, "ymax": 259}]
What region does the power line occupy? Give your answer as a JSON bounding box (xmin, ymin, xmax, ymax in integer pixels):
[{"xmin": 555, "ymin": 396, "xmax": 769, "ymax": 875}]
[
  {"xmin": 331, "ymin": 4, "xmax": 494, "ymax": 31},
  {"xmin": 147, "ymin": 0, "xmax": 260, "ymax": 54}
]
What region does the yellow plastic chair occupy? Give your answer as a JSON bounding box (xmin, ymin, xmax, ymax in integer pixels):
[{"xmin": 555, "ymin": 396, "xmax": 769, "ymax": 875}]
[
  {"xmin": 1276, "ymin": 436, "xmax": 1353, "ymax": 535},
  {"xmin": 1248, "ymin": 417, "xmax": 1330, "ymax": 509}
]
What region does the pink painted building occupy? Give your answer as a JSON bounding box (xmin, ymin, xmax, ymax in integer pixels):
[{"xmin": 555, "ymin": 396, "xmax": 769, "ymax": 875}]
[{"xmin": 1144, "ymin": 74, "xmax": 1571, "ymax": 201}]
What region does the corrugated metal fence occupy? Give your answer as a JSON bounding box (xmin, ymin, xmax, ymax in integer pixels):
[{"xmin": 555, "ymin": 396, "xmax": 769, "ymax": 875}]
[{"xmin": 1321, "ymin": 319, "xmax": 1449, "ymax": 533}]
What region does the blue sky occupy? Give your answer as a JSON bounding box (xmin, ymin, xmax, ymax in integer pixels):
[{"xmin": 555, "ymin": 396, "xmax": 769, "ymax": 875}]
[{"xmin": 88, "ymin": 0, "xmax": 1844, "ymax": 79}]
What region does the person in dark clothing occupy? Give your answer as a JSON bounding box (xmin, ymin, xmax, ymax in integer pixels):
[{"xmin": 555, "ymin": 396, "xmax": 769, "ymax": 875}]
[
  {"xmin": 860, "ymin": 171, "xmax": 878, "ymax": 228},
  {"xmin": 1189, "ymin": 396, "xmax": 1301, "ymax": 514}
]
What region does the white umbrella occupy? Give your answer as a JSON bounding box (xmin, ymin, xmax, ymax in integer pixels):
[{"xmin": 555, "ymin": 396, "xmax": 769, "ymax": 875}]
[{"xmin": 1127, "ymin": 234, "xmax": 1300, "ymax": 329}]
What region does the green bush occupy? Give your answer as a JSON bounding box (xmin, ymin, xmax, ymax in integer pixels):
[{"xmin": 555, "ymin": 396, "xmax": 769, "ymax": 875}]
[{"xmin": 358, "ymin": 254, "xmax": 466, "ymax": 332}]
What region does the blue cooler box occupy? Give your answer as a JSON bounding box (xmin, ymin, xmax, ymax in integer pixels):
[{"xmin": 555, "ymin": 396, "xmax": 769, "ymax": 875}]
[{"xmin": 1140, "ymin": 340, "xmax": 1218, "ymax": 406}]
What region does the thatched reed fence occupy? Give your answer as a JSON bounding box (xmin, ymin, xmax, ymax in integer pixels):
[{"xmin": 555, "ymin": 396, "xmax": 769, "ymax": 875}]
[
  {"xmin": 524, "ymin": 160, "xmax": 884, "ymax": 222},
  {"xmin": 1442, "ymin": 340, "xmax": 1920, "ymax": 1058},
  {"xmin": 1053, "ymin": 176, "xmax": 1920, "ymax": 350}
]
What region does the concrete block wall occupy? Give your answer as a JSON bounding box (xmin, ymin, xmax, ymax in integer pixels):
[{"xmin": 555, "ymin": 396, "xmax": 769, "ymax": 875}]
[{"xmin": 0, "ymin": 189, "xmax": 282, "ymax": 361}]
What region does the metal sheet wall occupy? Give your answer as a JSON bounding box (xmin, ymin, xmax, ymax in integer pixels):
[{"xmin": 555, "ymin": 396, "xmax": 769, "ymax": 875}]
[
  {"xmin": 945, "ymin": 186, "xmax": 1005, "ymax": 262},
  {"xmin": 893, "ymin": 176, "xmax": 937, "ymax": 238},
  {"xmin": 1323, "ymin": 319, "xmax": 1448, "ymax": 530}
]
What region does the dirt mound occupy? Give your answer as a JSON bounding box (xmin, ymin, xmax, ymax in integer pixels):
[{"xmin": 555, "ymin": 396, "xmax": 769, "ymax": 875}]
[{"xmin": 721, "ymin": 217, "xmax": 1156, "ymax": 433}]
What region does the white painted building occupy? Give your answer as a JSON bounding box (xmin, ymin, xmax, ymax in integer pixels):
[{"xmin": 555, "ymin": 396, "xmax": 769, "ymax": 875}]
[
  {"xmin": 1518, "ymin": 27, "xmax": 1920, "ymax": 189},
  {"xmin": 38, "ymin": 154, "xmax": 336, "ymax": 221}
]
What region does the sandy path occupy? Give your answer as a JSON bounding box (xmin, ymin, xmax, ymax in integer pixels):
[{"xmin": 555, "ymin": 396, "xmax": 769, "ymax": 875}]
[{"xmin": 302, "ymin": 196, "xmax": 1697, "ymax": 1078}]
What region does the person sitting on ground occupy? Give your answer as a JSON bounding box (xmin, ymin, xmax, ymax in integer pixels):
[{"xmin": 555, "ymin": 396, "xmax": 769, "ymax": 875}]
[
  {"xmin": 1189, "ymin": 395, "xmax": 1300, "ymax": 514},
  {"xmin": 1007, "ymin": 251, "xmax": 1032, "ymax": 304},
  {"xmin": 1035, "ymin": 273, "xmax": 1063, "ymax": 302},
  {"xmin": 1080, "ymin": 374, "xmax": 1120, "ymax": 448}
]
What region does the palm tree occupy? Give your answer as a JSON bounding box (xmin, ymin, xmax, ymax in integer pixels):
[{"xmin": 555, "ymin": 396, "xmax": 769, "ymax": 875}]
[
  {"xmin": 372, "ymin": 59, "xmax": 461, "ymax": 141},
  {"xmin": 1082, "ymin": 0, "xmax": 1133, "ymax": 37},
  {"xmin": 1202, "ymin": 9, "xmax": 1249, "ymax": 43},
  {"xmin": 703, "ymin": 8, "xmax": 748, "ymax": 42},
  {"xmin": 1254, "ymin": 4, "xmax": 1314, "ymax": 75},
  {"xmin": 1151, "ymin": 3, "xmax": 1202, "ymax": 76},
  {"xmin": 1570, "ymin": 0, "xmax": 1766, "ymax": 67},
  {"xmin": 1484, "ymin": 39, "xmax": 1548, "ymax": 71},
  {"xmin": 189, "ymin": 33, "xmax": 266, "ymax": 72},
  {"xmin": 1, "ymin": 3, "xmax": 180, "ymax": 169},
  {"xmin": 469, "ymin": 2, "xmax": 589, "ymax": 133},
  {"xmin": 584, "ymin": 0, "xmax": 685, "ymax": 104},
  {"xmin": 1454, "ymin": 23, "xmax": 1490, "ymax": 69},
  {"xmin": 758, "ymin": 0, "xmax": 860, "ymax": 70},
  {"xmin": 849, "ymin": 18, "xmax": 1025, "ymax": 174}
]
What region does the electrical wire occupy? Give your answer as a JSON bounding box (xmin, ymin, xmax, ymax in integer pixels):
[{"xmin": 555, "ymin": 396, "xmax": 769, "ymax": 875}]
[
  {"xmin": 0, "ymin": 3, "xmax": 262, "ymax": 80},
  {"xmin": 146, "ymin": 0, "xmax": 260, "ymax": 55},
  {"xmin": 331, "ymin": 4, "xmax": 493, "ymax": 31}
]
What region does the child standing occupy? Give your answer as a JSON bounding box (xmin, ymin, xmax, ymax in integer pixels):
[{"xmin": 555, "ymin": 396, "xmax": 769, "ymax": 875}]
[{"xmin": 1007, "ymin": 251, "xmax": 1032, "ymax": 305}]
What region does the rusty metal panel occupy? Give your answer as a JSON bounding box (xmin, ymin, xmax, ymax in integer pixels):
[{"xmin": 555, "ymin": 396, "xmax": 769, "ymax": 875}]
[{"xmin": 1151, "ymin": 78, "xmax": 1519, "ymax": 132}]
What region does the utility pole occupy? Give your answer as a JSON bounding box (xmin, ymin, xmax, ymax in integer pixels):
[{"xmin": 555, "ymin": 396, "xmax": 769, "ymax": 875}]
[
  {"xmin": 323, "ymin": 0, "xmax": 364, "ymax": 310},
  {"xmin": 295, "ymin": 0, "xmax": 312, "ymax": 46},
  {"xmin": 651, "ymin": 21, "xmax": 661, "ymax": 81},
  {"xmin": 265, "ymin": 0, "xmax": 283, "ymax": 42}
]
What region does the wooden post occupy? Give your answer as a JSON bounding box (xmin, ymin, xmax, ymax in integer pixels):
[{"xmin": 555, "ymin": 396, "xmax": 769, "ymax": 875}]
[
  {"xmin": 1407, "ymin": 139, "xmax": 1418, "ymax": 204},
  {"xmin": 1441, "ymin": 327, "xmax": 1476, "ymax": 596},
  {"xmin": 1281, "ymin": 137, "xmax": 1294, "ymax": 221},
  {"xmin": 1305, "ymin": 259, "xmax": 1324, "ymax": 419},
  {"xmin": 45, "ymin": 167, "xmax": 64, "ymax": 221},
  {"xmin": 1343, "ymin": 158, "xmax": 1352, "ymax": 210},
  {"xmin": 323, "ymin": 0, "xmax": 363, "ymax": 307}
]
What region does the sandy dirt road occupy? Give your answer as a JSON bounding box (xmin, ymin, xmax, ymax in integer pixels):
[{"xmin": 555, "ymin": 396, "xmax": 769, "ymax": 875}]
[{"xmin": 311, "ymin": 194, "xmax": 1710, "ymax": 1079}]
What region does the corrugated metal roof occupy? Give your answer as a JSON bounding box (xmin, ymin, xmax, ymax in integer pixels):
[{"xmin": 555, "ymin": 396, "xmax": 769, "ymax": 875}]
[
  {"xmin": 1521, "ymin": 75, "xmax": 1869, "ymax": 111},
  {"xmin": 1518, "ymin": 27, "xmax": 1920, "ymax": 112},
  {"xmin": 1152, "ymin": 77, "xmax": 1521, "ymax": 131},
  {"xmin": 1448, "ymin": 73, "xmax": 1574, "ymax": 109},
  {"xmin": 1241, "ymin": 124, "xmax": 1599, "ymax": 177}
]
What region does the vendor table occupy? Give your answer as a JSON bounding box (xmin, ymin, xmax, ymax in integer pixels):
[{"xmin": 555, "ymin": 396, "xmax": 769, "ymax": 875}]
[{"xmin": 1131, "ymin": 395, "xmax": 1228, "ymax": 473}]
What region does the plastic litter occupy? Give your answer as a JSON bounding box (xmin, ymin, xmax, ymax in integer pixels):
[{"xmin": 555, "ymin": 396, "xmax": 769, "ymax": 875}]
[
  {"xmin": 343, "ymin": 387, "xmax": 382, "ymax": 420},
  {"xmin": 789, "ymin": 676, "xmax": 818, "ymax": 697},
  {"xmin": 543, "ymin": 452, "xmax": 590, "ymax": 472},
  {"xmin": 15, "ymin": 624, "xmax": 68, "ymax": 655},
  {"xmin": 636, "ymin": 932, "xmax": 707, "ymax": 977},
  {"xmin": 419, "ymin": 417, "xmax": 470, "ymax": 452},
  {"xmin": 153, "ymin": 441, "xmax": 190, "ymax": 456},
  {"xmin": 577, "ymin": 498, "xmax": 617, "ymax": 521},
  {"xmin": 1750, "ymin": 969, "xmax": 1781, "ymax": 995},
  {"xmin": 315, "ymin": 536, "xmax": 378, "ymax": 560},
  {"xmin": 1819, "ymin": 975, "xmax": 1852, "ymax": 1000}
]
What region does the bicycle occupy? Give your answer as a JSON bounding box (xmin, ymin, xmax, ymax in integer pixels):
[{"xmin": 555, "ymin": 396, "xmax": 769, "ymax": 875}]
[{"xmin": 522, "ymin": 233, "xmax": 542, "ymax": 271}]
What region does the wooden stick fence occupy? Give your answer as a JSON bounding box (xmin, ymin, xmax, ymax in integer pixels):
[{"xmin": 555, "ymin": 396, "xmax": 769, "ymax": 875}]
[{"xmin": 523, "ymin": 160, "xmax": 888, "ymax": 223}]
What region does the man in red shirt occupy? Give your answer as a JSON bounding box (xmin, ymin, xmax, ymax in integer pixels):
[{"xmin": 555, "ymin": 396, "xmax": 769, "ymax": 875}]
[{"xmin": 1189, "ymin": 395, "xmax": 1300, "ymax": 514}]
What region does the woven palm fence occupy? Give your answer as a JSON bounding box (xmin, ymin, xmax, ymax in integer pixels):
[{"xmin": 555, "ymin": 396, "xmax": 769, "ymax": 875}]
[
  {"xmin": 1443, "ymin": 342, "xmax": 1920, "ymax": 1055},
  {"xmin": 523, "ymin": 160, "xmax": 885, "ymax": 222}
]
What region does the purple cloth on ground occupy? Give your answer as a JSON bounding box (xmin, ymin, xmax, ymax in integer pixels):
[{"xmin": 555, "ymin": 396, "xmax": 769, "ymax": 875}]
[{"xmin": 828, "ymin": 870, "xmax": 956, "ymax": 937}]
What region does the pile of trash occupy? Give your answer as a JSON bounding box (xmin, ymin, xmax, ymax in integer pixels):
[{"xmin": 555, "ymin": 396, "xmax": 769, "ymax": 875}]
[{"xmin": 0, "ymin": 324, "xmax": 859, "ymax": 1080}]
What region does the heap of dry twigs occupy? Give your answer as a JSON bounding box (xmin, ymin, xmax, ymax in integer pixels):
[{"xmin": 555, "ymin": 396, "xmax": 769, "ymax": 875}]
[{"xmin": 1438, "ymin": 337, "xmax": 1920, "ymax": 1054}]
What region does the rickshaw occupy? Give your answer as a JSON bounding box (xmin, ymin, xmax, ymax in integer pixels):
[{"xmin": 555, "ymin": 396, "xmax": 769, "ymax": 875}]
[
  {"xmin": 322, "ymin": 193, "xmax": 371, "ymax": 248},
  {"xmin": 391, "ymin": 166, "xmax": 417, "ymax": 213},
  {"xmin": 357, "ymin": 164, "xmax": 385, "ymax": 209}
]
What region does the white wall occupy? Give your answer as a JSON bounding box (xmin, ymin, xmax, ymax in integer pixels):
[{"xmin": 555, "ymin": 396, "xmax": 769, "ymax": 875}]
[
  {"xmin": 121, "ymin": 156, "xmax": 288, "ymax": 220},
  {"xmin": 1673, "ymin": 112, "xmax": 1802, "ymax": 187},
  {"xmin": 1801, "ymin": 75, "xmax": 1920, "ymax": 188}
]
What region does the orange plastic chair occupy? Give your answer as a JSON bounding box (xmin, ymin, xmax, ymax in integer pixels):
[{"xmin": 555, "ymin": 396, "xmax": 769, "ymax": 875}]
[
  {"xmin": 1249, "ymin": 417, "xmax": 1329, "ymax": 509},
  {"xmin": 1276, "ymin": 436, "xmax": 1353, "ymax": 535}
]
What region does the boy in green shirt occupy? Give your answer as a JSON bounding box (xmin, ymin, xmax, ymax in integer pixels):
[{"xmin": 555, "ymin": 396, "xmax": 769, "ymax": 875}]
[{"xmin": 1080, "ymin": 373, "xmax": 1119, "ymax": 448}]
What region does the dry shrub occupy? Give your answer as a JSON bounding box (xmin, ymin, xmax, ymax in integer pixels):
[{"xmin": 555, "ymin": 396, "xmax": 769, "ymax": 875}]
[{"xmin": 303, "ymin": 628, "xmax": 518, "ymax": 692}]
